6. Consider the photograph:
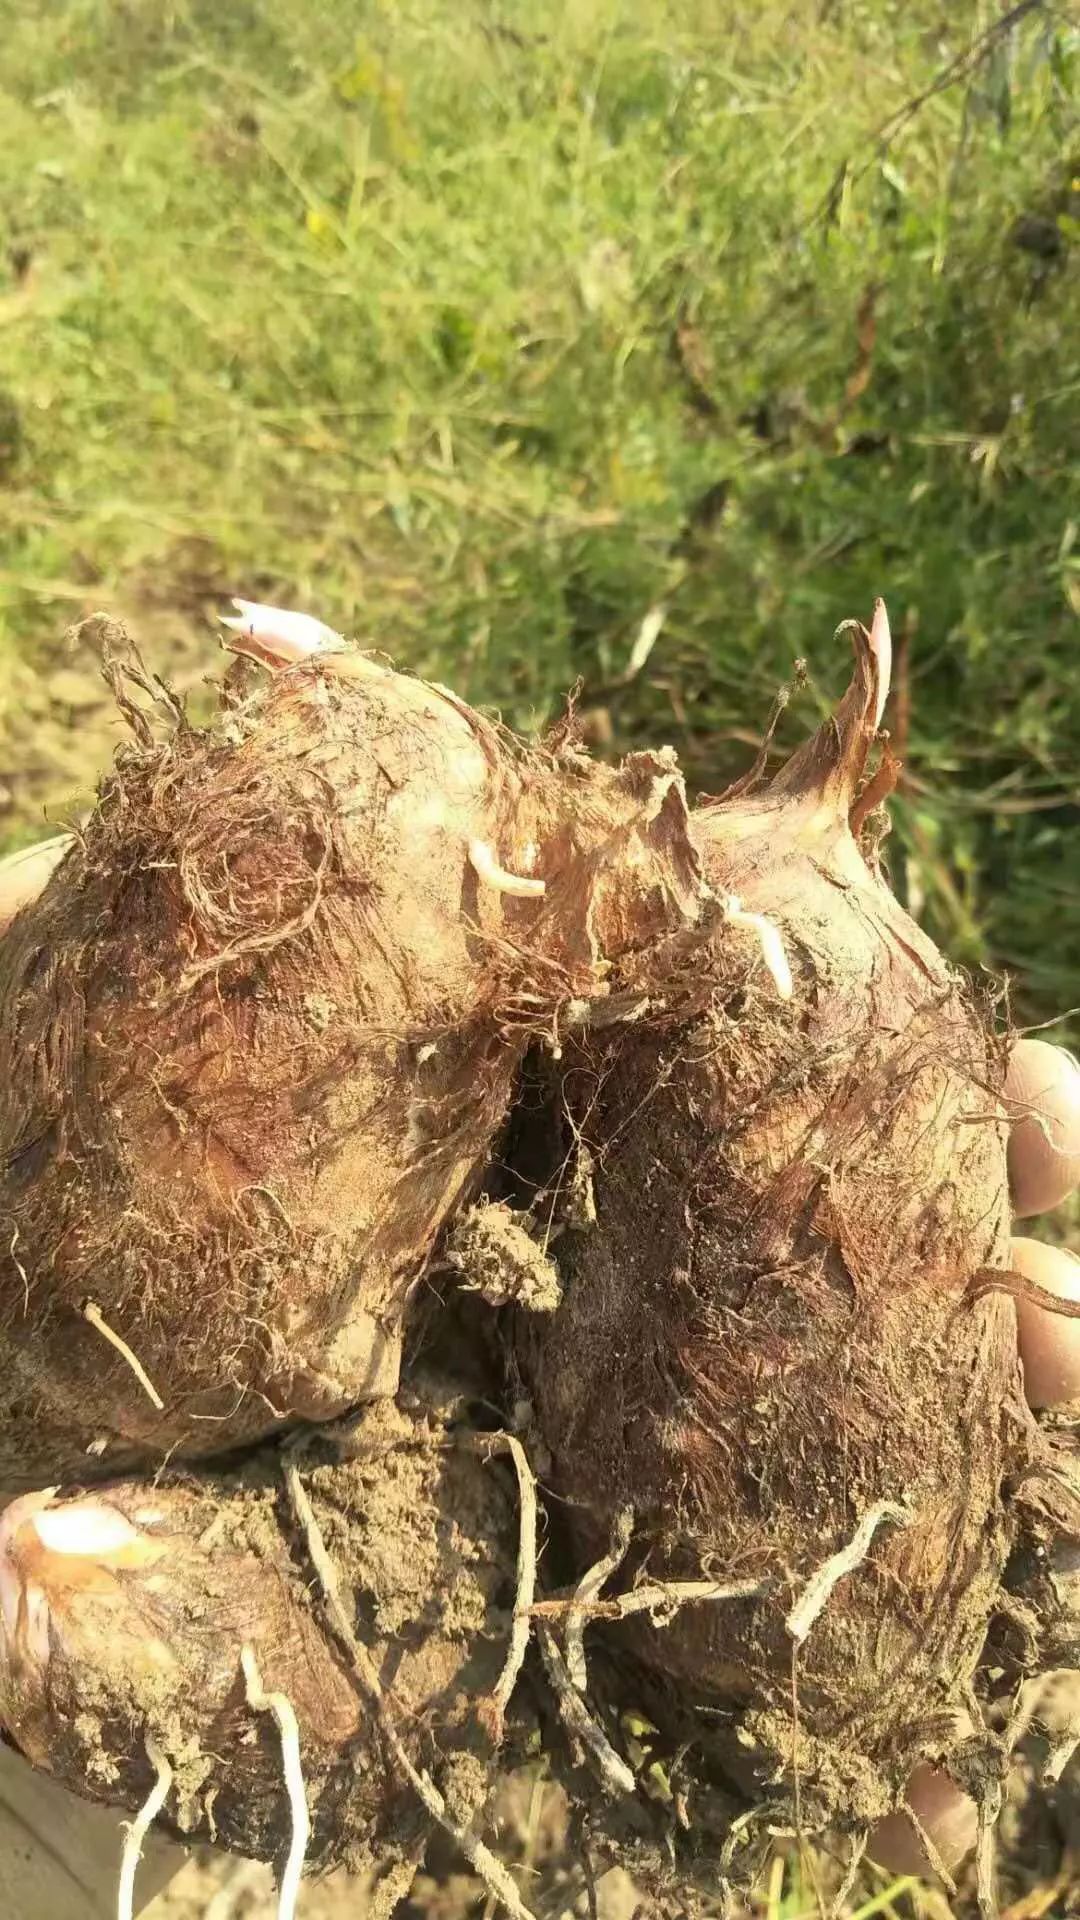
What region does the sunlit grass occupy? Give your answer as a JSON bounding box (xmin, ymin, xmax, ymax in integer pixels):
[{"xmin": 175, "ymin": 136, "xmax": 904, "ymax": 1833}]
[
  {"xmin": 0, "ymin": 0, "xmax": 1076, "ymax": 1019},
  {"xmin": 749, "ymin": 1842, "xmax": 931, "ymax": 1920}
]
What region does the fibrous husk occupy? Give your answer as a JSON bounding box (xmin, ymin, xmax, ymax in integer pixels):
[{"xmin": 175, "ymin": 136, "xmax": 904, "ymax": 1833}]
[
  {"xmin": 0, "ymin": 644, "xmax": 700, "ymax": 1488},
  {"xmin": 518, "ymin": 620, "xmax": 1024, "ymax": 1832}
]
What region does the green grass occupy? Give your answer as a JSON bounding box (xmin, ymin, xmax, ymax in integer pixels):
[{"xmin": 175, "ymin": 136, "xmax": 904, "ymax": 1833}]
[
  {"xmin": 752, "ymin": 1842, "xmax": 927, "ymax": 1920},
  {"xmin": 0, "ymin": 0, "xmax": 1077, "ymax": 1022}
]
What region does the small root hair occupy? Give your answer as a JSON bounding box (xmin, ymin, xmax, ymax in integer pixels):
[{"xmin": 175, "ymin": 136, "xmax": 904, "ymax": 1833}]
[
  {"xmin": 117, "ymin": 1736, "xmax": 173, "ymax": 1920},
  {"xmin": 240, "ymin": 1643, "xmax": 310, "ymax": 1920}
]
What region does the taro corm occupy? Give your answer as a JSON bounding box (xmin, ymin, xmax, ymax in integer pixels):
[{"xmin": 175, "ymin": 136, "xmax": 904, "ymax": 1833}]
[
  {"xmin": 2, "ymin": 600, "xmax": 1079, "ymax": 1918},
  {"xmin": 0, "ymin": 607, "xmax": 698, "ymax": 1488}
]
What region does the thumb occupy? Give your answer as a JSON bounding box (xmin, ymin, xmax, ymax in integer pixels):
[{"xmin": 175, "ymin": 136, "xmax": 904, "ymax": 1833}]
[{"xmin": 0, "ymin": 836, "xmax": 73, "ymax": 936}]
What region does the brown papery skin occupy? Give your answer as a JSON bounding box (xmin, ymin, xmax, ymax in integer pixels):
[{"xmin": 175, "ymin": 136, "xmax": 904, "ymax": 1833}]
[
  {"xmin": 521, "ymin": 628, "xmax": 1021, "ymax": 1821},
  {"xmin": 0, "ymin": 651, "xmax": 700, "ymax": 1489}
]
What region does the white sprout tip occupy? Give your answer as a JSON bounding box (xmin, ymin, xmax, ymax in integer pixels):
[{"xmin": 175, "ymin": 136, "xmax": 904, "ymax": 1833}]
[
  {"xmin": 869, "ymin": 597, "xmax": 892, "ymax": 731},
  {"xmin": 725, "ymin": 897, "xmax": 794, "ymax": 1001},
  {"xmin": 32, "ymin": 1501, "xmax": 143, "ymax": 1560},
  {"xmin": 468, "ymin": 839, "xmax": 547, "ymax": 898},
  {"xmin": 219, "ymin": 599, "xmax": 343, "ymax": 666}
]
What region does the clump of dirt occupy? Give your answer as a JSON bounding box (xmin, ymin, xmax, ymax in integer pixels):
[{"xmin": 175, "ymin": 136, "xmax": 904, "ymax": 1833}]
[
  {"xmin": 0, "ymin": 1388, "xmax": 519, "ymax": 1885},
  {"xmin": 444, "ymin": 1202, "xmax": 563, "ymax": 1313}
]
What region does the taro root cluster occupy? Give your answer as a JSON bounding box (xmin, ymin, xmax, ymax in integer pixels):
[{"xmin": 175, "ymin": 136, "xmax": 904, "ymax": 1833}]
[{"xmin": 1, "ymin": 606, "xmax": 1078, "ymax": 1914}]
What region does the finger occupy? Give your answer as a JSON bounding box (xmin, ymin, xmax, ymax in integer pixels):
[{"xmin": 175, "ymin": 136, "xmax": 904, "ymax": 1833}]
[
  {"xmin": 0, "ymin": 1741, "xmax": 185, "ymax": 1920},
  {"xmin": 1010, "ymin": 1236, "xmax": 1080, "ymax": 1409},
  {"xmin": 868, "ymin": 1762, "xmax": 977, "ymax": 1879},
  {"xmin": 1005, "ymin": 1039, "xmax": 1080, "ymax": 1218},
  {"xmin": 875, "ymin": 1049, "xmax": 1080, "ymax": 1881},
  {"xmin": 0, "ymin": 835, "xmax": 73, "ymax": 936}
]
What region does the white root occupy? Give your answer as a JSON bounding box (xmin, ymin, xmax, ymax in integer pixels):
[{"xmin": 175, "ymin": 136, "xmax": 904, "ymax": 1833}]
[
  {"xmin": 240, "ymin": 1644, "xmax": 310, "ymax": 1920},
  {"xmin": 1004, "ymin": 1666, "xmax": 1080, "ymax": 1776},
  {"xmin": 828, "ymin": 1828, "xmax": 868, "ymax": 1919},
  {"xmin": 785, "ymin": 1499, "xmax": 912, "ymax": 1644},
  {"xmin": 282, "ymin": 1461, "xmax": 538, "ymax": 1920},
  {"xmin": 1004, "ymin": 1669, "xmax": 1056, "ymax": 1756},
  {"xmin": 1044, "ymin": 1732, "xmax": 1080, "ymax": 1784},
  {"xmin": 117, "ymin": 1736, "xmax": 173, "ymax": 1920},
  {"xmin": 82, "ymin": 1301, "xmax": 165, "ymax": 1411},
  {"xmin": 869, "ymin": 597, "xmax": 892, "ymax": 731},
  {"xmin": 534, "ymin": 1562, "xmax": 768, "ymax": 1802},
  {"xmin": 468, "ymin": 840, "xmax": 546, "ymax": 899},
  {"xmin": 974, "ymin": 1779, "xmax": 1002, "ymax": 1920},
  {"xmin": 564, "ymin": 1507, "xmax": 634, "ymax": 1692},
  {"xmin": 473, "ymin": 1433, "xmax": 537, "ymax": 1726},
  {"xmin": 219, "ymin": 598, "xmax": 342, "ymax": 665},
  {"xmin": 723, "ymin": 897, "xmax": 793, "ymax": 1001}
]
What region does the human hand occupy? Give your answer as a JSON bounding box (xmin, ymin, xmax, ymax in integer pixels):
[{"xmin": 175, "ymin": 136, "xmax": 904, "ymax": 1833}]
[
  {"xmin": 0, "ymin": 836, "xmax": 73, "ymax": 938},
  {"xmin": 871, "ymin": 1038, "xmax": 1080, "ymax": 1879}
]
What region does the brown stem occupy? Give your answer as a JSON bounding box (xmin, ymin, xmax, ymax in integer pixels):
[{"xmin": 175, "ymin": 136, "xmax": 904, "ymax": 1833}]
[
  {"xmin": 968, "ymin": 1268, "xmax": 1080, "ymax": 1320},
  {"xmin": 767, "ymin": 616, "xmax": 883, "ymax": 817},
  {"xmin": 849, "ymin": 736, "xmax": 902, "ymax": 837}
]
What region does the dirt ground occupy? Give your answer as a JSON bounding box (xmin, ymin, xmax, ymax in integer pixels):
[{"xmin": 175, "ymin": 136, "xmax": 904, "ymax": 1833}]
[
  {"xmin": 0, "ymin": 592, "xmax": 225, "ymax": 852},
  {"xmin": 145, "ymin": 1855, "xmax": 641, "ymax": 1920},
  {"xmin": 145, "ymin": 1855, "xmax": 407, "ymax": 1920},
  {"xmin": 143, "ymin": 1777, "xmax": 642, "ymax": 1920}
]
